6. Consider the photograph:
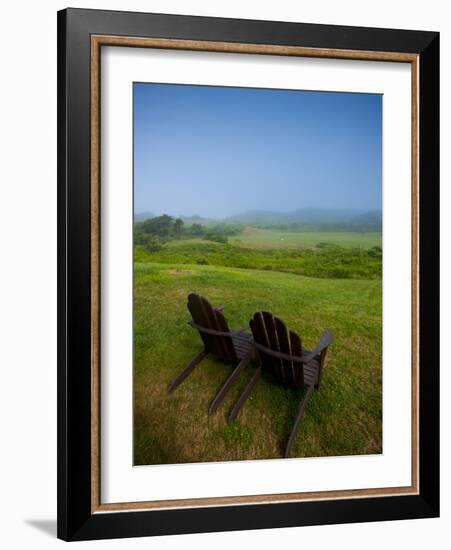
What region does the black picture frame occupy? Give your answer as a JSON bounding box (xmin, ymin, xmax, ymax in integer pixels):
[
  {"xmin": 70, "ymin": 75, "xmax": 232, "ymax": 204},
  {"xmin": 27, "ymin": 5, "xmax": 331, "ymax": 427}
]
[{"xmin": 57, "ymin": 7, "xmax": 439, "ymax": 541}]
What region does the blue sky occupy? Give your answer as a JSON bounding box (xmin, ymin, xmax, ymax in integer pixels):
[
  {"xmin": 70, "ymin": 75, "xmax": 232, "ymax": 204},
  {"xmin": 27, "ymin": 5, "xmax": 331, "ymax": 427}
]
[{"xmin": 134, "ymin": 83, "xmax": 382, "ymax": 218}]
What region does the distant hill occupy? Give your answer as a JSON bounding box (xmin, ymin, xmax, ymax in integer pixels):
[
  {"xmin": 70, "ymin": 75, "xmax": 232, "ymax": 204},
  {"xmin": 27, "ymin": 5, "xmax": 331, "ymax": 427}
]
[
  {"xmin": 180, "ymin": 215, "xmax": 216, "ymax": 226},
  {"xmin": 346, "ymin": 210, "xmax": 382, "ymax": 230},
  {"xmin": 135, "ymin": 208, "xmax": 382, "ymax": 232},
  {"xmin": 224, "ymin": 208, "xmax": 382, "ymax": 231}
]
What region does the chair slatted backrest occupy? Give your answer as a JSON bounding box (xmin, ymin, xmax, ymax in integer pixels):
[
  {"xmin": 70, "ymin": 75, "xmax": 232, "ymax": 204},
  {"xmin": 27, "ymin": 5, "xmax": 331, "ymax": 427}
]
[
  {"xmin": 187, "ymin": 293, "xmax": 237, "ymax": 362},
  {"xmin": 250, "ymin": 311, "xmax": 304, "ymax": 388}
]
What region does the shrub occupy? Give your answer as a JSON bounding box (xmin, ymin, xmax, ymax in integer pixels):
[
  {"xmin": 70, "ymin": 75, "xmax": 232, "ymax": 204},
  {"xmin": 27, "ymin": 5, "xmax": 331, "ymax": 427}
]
[
  {"xmin": 367, "ymin": 246, "xmax": 383, "ymax": 258},
  {"xmin": 142, "ymin": 234, "xmax": 164, "ymax": 252},
  {"xmin": 204, "ymin": 232, "xmax": 228, "ymax": 243}
]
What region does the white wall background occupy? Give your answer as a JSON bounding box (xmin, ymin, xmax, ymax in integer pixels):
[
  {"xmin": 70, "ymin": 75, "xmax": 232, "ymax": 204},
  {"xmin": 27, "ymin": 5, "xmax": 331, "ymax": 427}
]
[{"xmin": 0, "ymin": 1, "xmax": 448, "ymax": 548}]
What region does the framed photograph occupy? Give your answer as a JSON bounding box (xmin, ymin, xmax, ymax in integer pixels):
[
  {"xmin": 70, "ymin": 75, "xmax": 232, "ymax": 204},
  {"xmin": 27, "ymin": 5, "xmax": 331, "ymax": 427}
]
[{"xmin": 57, "ymin": 8, "xmax": 439, "ymax": 541}]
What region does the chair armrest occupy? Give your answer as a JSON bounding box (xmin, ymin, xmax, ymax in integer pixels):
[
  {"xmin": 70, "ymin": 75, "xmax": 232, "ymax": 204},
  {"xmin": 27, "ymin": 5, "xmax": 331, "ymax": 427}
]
[
  {"xmin": 303, "ymin": 330, "xmax": 335, "ymax": 361},
  {"xmin": 187, "ymin": 320, "xmax": 234, "ymax": 337}
]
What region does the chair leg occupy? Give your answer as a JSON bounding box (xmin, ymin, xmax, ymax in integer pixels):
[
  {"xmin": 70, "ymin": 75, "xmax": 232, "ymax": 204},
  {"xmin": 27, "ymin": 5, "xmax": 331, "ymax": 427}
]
[
  {"xmin": 228, "ymin": 367, "xmax": 262, "ymax": 423},
  {"xmin": 208, "ymin": 352, "xmax": 253, "ymax": 416},
  {"xmin": 167, "ymin": 349, "xmax": 208, "ymax": 394},
  {"xmin": 284, "ymin": 385, "xmax": 315, "ymax": 458}
]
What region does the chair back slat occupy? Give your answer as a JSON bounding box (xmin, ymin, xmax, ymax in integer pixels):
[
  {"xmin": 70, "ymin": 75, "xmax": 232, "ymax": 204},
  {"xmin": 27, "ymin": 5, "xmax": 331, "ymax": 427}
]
[
  {"xmin": 187, "ymin": 293, "xmax": 236, "ymax": 362},
  {"xmin": 262, "ymin": 311, "xmax": 285, "ymax": 383},
  {"xmin": 249, "ymin": 313, "xmax": 279, "ymax": 378},
  {"xmin": 250, "ymin": 311, "xmax": 304, "ymax": 388},
  {"xmin": 210, "ymin": 306, "xmax": 236, "ymax": 360},
  {"xmin": 198, "ymin": 294, "xmax": 225, "ymax": 359},
  {"xmin": 274, "ymin": 316, "xmax": 294, "ymax": 385},
  {"xmin": 289, "ymin": 330, "xmax": 304, "ymax": 387}
]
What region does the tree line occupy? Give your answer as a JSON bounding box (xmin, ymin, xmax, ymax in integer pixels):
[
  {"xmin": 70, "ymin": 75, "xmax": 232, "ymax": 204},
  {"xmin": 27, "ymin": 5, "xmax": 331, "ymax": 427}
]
[{"xmin": 134, "ymin": 214, "xmax": 242, "ymax": 252}]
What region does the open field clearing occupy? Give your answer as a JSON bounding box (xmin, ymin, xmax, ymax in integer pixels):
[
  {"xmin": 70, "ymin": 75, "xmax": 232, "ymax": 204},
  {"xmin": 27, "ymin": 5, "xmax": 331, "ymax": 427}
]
[{"xmin": 229, "ymin": 227, "xmax": 382, "ymax": 249}]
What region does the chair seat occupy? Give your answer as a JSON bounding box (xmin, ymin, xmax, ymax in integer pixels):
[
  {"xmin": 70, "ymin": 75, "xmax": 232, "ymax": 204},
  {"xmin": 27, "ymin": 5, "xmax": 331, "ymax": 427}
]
[
  {"xmin": 230, "ymin": 330, "xmax": 254, "ymax": 360},
  {"xmin": 231, "ymin": 331, "xmax": 320, "ymax": 385}
]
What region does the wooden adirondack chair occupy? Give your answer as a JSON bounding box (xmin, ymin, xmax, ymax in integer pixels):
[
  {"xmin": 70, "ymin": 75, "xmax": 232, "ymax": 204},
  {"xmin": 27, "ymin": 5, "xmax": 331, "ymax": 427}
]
[
  {"xmin": 228, "ymin": 311, "xmax": 334, "ymax": 458},
  {"xmin": 167, "ymin": 293, "xmax": 255, "ymax": 415}
]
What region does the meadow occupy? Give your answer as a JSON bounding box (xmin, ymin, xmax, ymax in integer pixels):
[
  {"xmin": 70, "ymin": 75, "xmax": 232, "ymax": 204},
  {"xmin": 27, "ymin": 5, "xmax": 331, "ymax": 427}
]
[
  {"xmin": 134, "ymin": 223, "xmax": 382, "ymax": 465},
  {"xmin": 230, "ymin": 226, "xmax": 382, "ymax": 249}
]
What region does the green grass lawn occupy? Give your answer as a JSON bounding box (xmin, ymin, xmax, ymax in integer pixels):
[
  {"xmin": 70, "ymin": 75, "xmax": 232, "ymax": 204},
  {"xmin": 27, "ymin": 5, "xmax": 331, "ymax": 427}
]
[
  {"xmin": 134, "ymin": 261, "xmax": 382, "ymax": 465},
  {"xmin": 230, "ymin": 227, "xmax": 382, "ymax": 249}
]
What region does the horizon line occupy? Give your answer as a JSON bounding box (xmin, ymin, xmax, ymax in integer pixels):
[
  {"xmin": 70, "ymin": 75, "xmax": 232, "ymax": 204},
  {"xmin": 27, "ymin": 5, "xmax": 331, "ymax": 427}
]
[{"xmin": 134, "ymin": 207, "xmax": 383, "ymax": 217}]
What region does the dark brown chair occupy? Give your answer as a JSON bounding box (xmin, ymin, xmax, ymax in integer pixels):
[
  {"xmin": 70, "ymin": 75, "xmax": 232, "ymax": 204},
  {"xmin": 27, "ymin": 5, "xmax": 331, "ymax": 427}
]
[
  {"xmin": 228, "ymin": 311, "xmax": 334, "ymax": 458},
  {"xmin": 167, "ymin": 293, "xmax": 255, "ymax": 415}
]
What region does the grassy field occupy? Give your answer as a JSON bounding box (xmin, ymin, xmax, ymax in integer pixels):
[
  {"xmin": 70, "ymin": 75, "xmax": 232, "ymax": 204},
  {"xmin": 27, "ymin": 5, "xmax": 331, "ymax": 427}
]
[
  {"xmin": 140, "ymin": 238, "xmax": 382, "ymax": 280},
  {"xmin": 230, "ymin": 227, "xmax": 382, "ymax": 249},
  {"xmin": 134, "ymin": 257, "xmax": 382, "ymax": 465}
]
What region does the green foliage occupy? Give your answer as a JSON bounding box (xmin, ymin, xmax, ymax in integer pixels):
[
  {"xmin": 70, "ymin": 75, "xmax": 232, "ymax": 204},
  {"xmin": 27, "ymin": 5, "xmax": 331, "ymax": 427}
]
[
  {"xmin": 188, "ymin": 222, "xmax": 204, "ymax": 236},
  {"xmin": 173, "ymin": 218, "xmax": 184, "ymax": 238},
  {"xmin": 203, "ymin": 230, "xmax": 228, "ymax": 243},
  {"xmin": 316, "ymin": 242, "xmax": 337, "ymax": 249},
  {"xmin": 141, "ymin": 234, "xmax": 164, "ymax": 253},
  {"xmin": 367, "ymin": 246, "xmax": 383, "ymax": 258},
  {"xmin": 139, "ymin": 214, "xmax": 176, "ymax": 237},
  {"xmin": 135, "ymin": 240, "xmax": 382, "ymax": 280},
  {"xmin": 200, "ymin": 224, "xmax": 242, "ymax": 243},
  {"xmin": 135, "ymin": 214, "xmax": 242, "ymax": 245}
]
